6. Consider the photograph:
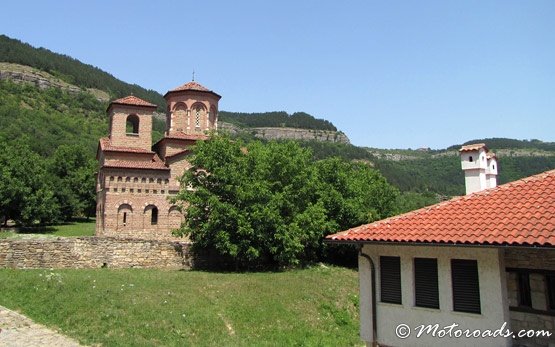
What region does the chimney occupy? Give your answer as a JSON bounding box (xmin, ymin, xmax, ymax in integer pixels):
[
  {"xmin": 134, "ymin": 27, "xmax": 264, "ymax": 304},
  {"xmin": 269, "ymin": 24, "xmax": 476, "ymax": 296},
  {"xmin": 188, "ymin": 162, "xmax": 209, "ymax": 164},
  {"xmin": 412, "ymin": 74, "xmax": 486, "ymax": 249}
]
[{"xmin": 459, "ymin": 143, "xmax": 497, "ymax": 195}]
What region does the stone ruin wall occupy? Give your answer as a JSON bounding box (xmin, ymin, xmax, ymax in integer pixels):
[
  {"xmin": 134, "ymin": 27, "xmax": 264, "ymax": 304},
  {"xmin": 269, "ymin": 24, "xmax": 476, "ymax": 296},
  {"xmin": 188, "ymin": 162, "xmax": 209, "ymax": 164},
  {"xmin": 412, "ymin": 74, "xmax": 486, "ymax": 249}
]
[
  {"xmin": 0, "ymin": 237, "xmax": 192, "ymax": 270},
  {"xmin": 504, "ymin": 248, "xmax": 555, "ymax": 347}
]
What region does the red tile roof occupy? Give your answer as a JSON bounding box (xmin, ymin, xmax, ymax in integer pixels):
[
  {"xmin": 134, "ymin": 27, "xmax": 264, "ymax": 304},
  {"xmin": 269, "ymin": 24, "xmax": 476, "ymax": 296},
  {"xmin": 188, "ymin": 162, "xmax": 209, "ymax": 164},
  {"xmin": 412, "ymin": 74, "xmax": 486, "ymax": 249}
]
[
  {"xmin": 459, "ymin": 143, "xmax": 487, "ymax": 152},
  {"xmin": 165, "ymin": 81, "xmax": 221, "ymax": 98},
  {"xmin": 99, "ymin": 137, "xmax": 154, "ymax": 154},
  {"xmin": 110, "ymin": 95, "xmax": 157, "ymax": 108},
  {"xmin": 165, "ymin": 149, "xmax": 190, "ymax": 161},
  {"xmin": 170, "ymin": 81, "xmax": 211, "ymax": 92},
  {"xmin": 103, "ymin": 155, "xmax": 169, "ymax": 171},
  {"xmin": 326, "ymin": 170, "xmax": 555, "ymax": 247},
  {"xmin": 165, "ymin": 132, "xmax": 209, "ymax": 141}
]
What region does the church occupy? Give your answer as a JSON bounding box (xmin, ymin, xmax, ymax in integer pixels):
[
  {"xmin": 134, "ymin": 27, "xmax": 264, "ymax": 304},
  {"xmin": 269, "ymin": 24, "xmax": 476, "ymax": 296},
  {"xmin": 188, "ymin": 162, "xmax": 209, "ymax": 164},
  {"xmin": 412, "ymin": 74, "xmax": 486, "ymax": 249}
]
[{"xmin": 95, "ymin": 81, "xmax": 221, "ymax": 240}]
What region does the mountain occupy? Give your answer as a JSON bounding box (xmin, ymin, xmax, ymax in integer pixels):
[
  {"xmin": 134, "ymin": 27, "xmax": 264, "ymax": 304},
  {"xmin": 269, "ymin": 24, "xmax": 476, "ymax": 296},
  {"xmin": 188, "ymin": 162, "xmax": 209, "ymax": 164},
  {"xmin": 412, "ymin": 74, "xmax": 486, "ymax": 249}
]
[
  {"xmin": 0, "ymin": 35, "xmax": 342, "ymax": 137},
  {"xmin": 0, "ymin": 35, "xmax": 165, "ymax": 110},
  {"xmin": 1, "ymin": 34, "xmax": 555, "ymax": 206}
]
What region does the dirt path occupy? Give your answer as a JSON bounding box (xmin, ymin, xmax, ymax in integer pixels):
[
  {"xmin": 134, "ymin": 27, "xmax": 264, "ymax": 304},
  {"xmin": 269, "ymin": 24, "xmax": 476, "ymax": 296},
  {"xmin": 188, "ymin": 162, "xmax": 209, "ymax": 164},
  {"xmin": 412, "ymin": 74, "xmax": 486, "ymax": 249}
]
[{"xmin": 0, "ymin": 305, "xmax": 84, "ymax": 347}]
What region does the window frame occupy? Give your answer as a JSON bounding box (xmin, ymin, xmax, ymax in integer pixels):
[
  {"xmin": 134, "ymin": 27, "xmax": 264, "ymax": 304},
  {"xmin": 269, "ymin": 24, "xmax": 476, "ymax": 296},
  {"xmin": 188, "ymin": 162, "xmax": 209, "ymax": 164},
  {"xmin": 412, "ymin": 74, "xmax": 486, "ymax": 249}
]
[
  {"xmin": 414, "ymin": 257, "xmax": 440, "ymax": 309},
  {"xmin": 506, "ymin": 267, "xmax": 555, "ymax": 316},
  {"xmin": 380, "ymin": 256, "xmax": 402, "ymax": 305},
  {"xmin": 451, "ymin": 259, "xmax": 481, "ymax": 314}
]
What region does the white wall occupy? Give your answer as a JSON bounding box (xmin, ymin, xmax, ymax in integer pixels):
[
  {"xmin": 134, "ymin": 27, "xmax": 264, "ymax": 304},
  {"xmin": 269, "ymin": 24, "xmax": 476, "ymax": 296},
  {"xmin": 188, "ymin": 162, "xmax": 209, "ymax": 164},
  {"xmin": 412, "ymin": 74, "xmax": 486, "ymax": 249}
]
[
  {"xmin": 359, "ymin": 244, "xmax": 511, "ymax": 347},
  {"xmin": 464, "ymin": 169, "xmax": 487, "ymax": 195}
]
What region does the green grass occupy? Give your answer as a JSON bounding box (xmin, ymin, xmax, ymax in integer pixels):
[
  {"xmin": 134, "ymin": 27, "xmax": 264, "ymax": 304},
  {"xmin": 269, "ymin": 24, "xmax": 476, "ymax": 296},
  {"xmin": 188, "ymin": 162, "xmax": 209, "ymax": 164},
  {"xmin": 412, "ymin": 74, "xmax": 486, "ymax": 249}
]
[
  {"xmin": 2, "ymin": 219, "xmax": 95, "ymax": 239},
  {"xmin": 0, "ymin": 266, "xmax": 361, "ymax": 346}
]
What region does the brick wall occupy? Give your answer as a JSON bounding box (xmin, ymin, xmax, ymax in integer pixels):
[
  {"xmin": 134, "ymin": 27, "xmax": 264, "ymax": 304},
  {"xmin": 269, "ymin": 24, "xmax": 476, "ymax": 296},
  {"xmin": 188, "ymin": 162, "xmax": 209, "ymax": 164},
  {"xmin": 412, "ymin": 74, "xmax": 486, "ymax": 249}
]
[{"xmin": 0, "ymin": 237, "xmax": 192, "ymax": 269}]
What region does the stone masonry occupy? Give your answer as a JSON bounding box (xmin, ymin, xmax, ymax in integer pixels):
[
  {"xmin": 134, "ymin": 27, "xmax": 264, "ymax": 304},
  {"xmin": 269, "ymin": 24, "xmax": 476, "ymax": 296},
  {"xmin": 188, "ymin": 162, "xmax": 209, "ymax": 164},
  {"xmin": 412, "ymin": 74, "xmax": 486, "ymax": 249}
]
[
  {"xmin": 505, "ymin": 248, "xmax": 555, "ymax": 347},
  {"xmin": 0, "ymin": 237, "xmax": 191, "ymax": 269}
]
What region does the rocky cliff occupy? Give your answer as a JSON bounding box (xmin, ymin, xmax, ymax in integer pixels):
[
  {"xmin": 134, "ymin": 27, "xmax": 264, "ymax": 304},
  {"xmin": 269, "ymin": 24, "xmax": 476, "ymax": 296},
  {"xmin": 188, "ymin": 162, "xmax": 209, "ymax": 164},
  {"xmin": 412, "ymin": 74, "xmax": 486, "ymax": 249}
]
[
  {"xmin": 218, "ymin": 122, "xmax": 350, "ymax": 144},
  {"xmin": 0, "ymin": 62, "xmax": 110, "ymax": 102}
]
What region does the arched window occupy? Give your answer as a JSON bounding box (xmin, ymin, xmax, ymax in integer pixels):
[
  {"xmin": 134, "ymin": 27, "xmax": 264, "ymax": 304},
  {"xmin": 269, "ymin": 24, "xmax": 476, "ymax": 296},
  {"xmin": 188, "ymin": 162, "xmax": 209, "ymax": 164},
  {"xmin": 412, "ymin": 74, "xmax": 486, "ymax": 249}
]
[
  {"xmin": 144, "ymin": 205, "xmax": 158, "ymax": 226},
  {"xmin": 469, "ymin": 156, "xmax": 473, "ymax": 162},
  {"xmin": 151, "ymin": 207, "xmax": 158, "ymax": 225},
  {"xmin": 126, "ymin": 114, "xmax": 140, "ymax": 135},
  {"xmin": 117, "ymin": 203, "xmax": 133, "ymax": 229},
  {"xmin": 192, "ymin": 103, "xmax": 206, "ymax": 131}
]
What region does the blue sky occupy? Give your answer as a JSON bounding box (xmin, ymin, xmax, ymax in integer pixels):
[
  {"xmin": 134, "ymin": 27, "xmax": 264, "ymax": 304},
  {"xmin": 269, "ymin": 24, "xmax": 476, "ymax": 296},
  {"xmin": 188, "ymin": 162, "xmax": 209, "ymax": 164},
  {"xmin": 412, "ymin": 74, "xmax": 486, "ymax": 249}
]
[{"xmin": 1, "ymin": 1, "xmax": 554, "ymax": 149}]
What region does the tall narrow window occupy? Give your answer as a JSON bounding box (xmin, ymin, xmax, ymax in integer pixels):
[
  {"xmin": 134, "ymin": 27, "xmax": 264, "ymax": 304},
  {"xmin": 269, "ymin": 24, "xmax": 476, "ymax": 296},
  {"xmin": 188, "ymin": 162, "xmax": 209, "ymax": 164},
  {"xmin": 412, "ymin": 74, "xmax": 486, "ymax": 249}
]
[
  {"xmin": 151, "ymin": 207, "xmax": 158, "ymax": 225},
  {"xmin": 195, "ymin": 109, "xmax": 201, "ymax": 128},
  {"xmin": 518, "ymin": 273, "xmax": 532, "ymax": 307},
  {"xmin": 451, "ymin": 259, "xmax": 481, "ymax": 314},
  {"xmin": 414, "ymin": 258, "xmax": 439, "ymax": 309},
  {"xmin": 126, "ymin": 114, "xmax": 140, "ymax": 135},
  {"xmin": 123, "ymin": 212, "xmax": 127, "ymax": 225},
  {"xmin": 380, "ymin": 256, "xmax": 402, "ymax": 304}
]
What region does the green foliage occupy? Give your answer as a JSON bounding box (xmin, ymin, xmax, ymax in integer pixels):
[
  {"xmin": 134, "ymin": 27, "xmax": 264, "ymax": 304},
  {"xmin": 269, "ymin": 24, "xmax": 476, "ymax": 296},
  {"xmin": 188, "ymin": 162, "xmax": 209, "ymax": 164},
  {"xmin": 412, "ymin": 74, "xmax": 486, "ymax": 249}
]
[
  {"xmin": 220, "ymin": 111, "xmax": 337, "ymax": 131},
  {"xmin": 396, "ymin": 191, "xmax": 440, "ymax": 214},
  {"xmin": 373, "ymin": 155, "xmax": 465, "ymax": 196},
  {"xmin": 0, "ymin": 79, "xmax": 107, "ymax": 156},
  {"xmin": 449, "ymin": 137, "xmax": 555, "ymax": 151},
  {"xmin": 0, "ymin": 140, "xmax": 59, "ymax": 226},
  {"xmin": 174, "ymin": 136, "xmax": 398, "ymax": 268},
  {"xmin": 0, "ymin": 35, "xmax": 165, "ymax": 110},
  {"xmin": 299, "ymin": 140, "xmax": 376, "ymax": 161},
  {"xmin": 47, "ymin": 145, "xmax": 97, "ymax": 221}
]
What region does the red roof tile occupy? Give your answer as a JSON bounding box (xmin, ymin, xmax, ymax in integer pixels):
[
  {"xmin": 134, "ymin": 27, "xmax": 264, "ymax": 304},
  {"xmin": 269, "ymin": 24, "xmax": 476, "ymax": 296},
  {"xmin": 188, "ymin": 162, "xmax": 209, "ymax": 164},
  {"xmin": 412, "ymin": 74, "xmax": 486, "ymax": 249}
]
[
  {"xmin": 103, "ymin": 155, "xmax": 169, "ymax": 171},
  {"xmin": 170, "ymin": 81, "xmax": 211, "ymax": 92},
  {"xmin": 164, "ymin": 132, "xmax": 209, "ymax": 141},
  {"xmin": 165, "ymin": 149, "xmax": 191, "ymax": 160},
  {"xmin": 459, "ymin": 143, "xmax": 487, "ymax": 152},
  {"xmin": 99, "ymin": 137, "xmax": 154, "ymax": 154},
  {"xmin": 165, "ymin": 81, "xmax": 221, "ymax": 98},
  {"xmin": 326, "ymin": 170, "xmax": 555, "ymax": 247},
  {"xmin": 110, "ymin": 95, "xmax": 157, "ymax": 108}
]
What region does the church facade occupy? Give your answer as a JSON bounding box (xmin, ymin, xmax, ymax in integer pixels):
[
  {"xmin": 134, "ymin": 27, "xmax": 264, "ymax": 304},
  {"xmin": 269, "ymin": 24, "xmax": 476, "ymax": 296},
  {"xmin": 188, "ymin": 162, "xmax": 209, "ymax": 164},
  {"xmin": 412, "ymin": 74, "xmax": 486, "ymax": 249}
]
[{"xmin": 95, "ymin": 81, "xmax": 220, "ymax": 240}]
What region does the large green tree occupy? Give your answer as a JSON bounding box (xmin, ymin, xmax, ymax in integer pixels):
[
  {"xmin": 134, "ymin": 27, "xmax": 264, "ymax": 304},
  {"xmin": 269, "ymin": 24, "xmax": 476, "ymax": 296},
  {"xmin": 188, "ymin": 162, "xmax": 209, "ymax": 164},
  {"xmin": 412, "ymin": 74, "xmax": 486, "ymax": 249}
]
[
  {"xmin": 0, "ymin": 139, "xmax": 59, "ymax": 226},
  {"xmin": 47, "ymin": 145, "xmax": 97, "ymax": 221},
  {"xmin": 173, "ymin": 136, "xmax": 398, "ymax": 269}
]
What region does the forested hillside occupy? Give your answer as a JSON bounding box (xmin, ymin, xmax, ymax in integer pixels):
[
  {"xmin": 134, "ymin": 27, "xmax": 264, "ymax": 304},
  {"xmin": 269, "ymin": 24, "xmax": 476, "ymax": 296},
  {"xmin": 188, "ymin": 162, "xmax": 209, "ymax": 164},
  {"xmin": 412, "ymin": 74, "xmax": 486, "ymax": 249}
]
[
  {"xmin": 0, "ymin": 35, "xmax": 165, "ymax": 110},
  {"xmin": 0, "ymin": 35, "xmax": 340, "ymax": 132},
  {"xmin": 219, "ymin": 111, "xmax": 337, "ymax": 131}
]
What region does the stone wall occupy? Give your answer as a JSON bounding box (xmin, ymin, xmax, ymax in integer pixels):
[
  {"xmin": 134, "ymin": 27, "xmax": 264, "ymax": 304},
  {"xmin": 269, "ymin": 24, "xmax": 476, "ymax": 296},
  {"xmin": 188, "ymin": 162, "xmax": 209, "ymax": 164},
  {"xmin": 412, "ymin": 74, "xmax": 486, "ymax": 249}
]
[
  {"xmin": 505, "ymin": 248, "xmax": 555, "ymax": 347},
  {"xmin": 0, "ymin": 237, "xmax": 191, "ymax": 270}
]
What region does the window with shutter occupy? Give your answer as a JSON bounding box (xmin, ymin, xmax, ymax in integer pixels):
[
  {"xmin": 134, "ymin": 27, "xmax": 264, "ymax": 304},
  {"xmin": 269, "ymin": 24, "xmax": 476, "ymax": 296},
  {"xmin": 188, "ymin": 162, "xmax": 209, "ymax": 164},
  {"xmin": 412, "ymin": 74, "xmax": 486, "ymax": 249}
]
[
  {"xmin": 451, "ymin": 259, "xmax": 481, "ymax": 314},
  {"xmin": 380, "ymin": 256, "xmax": 402, "ymax": 304},
  {"xmin": 414, "ymin": 258, "xmax": 439, "ymax": 309}
]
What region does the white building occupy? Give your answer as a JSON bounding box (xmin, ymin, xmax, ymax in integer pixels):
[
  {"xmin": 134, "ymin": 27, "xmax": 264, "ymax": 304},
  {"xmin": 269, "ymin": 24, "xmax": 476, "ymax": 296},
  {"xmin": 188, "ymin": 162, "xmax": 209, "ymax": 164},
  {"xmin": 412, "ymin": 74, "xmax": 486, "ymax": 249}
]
[{"xmin": 326, "ymin": 144, "xmax": 555, "ymax": 347}]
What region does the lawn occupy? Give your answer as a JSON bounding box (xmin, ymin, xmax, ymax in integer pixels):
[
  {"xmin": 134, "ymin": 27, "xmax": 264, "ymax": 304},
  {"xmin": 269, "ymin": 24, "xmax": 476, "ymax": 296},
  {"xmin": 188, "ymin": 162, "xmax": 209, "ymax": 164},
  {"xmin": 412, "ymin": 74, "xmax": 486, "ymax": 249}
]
[
  {"xmin": 0, "ymin": 266, "xmax": 361, "ymax": 346},
  {"xmin": 0, "ymin": 219, "xmax": 95, "ymax": 239}
]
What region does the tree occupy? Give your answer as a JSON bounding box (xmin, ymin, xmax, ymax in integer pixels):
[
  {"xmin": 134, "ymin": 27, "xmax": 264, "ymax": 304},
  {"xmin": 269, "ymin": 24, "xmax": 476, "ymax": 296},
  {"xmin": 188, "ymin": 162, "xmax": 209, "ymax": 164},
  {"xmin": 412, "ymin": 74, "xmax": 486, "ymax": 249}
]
[
  {"xmin": 173, "ymin": 135, "xmax": 398, "ymax": 269},
  {"xmin": 0, "ymin": 140, "xmax": 58, "ymax": 226},
  {"xmin": 47, "ymin": 145, "xmax": 97, "ymax": 220}
]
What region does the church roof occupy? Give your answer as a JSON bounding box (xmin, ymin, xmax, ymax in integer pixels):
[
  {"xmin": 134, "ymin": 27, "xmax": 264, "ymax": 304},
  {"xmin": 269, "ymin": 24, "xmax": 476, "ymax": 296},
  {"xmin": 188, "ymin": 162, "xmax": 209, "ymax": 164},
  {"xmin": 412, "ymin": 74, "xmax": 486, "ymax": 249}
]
[
  {"xmin": 164, "ymin": 81, "xmax": 221, "ymax": 99},
  {"xmin": 110, "ymin": 95, "xmax": 158, "ymax": 109},
  {"xmin": 98, "ymin": 137, "xmax": 154, "ymax": 154},
  {"xmin": 102, "ymin": 154, "xmax": 169, "ymax": 171}
]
